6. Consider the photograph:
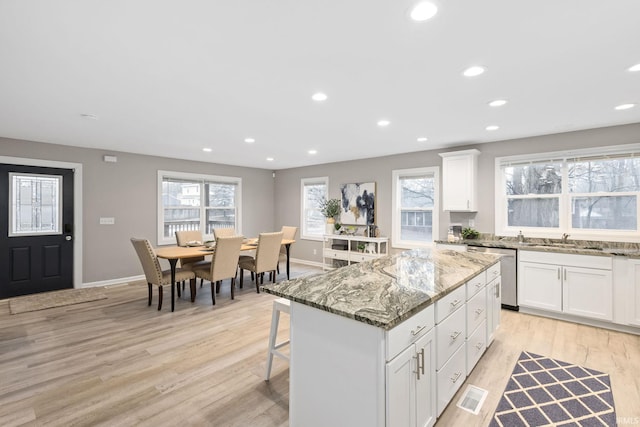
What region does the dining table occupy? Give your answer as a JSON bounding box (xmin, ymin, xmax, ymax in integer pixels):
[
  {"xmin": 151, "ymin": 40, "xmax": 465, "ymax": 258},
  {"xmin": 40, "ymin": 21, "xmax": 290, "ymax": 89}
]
[{"xmin": 155, "ymin": 238, "xmax": 295, "ymax": 311}]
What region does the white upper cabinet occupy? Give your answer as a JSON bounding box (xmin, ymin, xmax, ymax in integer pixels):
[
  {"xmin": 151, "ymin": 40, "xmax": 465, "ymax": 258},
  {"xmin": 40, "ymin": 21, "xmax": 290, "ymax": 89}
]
[{"xmin": 439, "ymin": 149, "xmax": 480, "ymax": 211}]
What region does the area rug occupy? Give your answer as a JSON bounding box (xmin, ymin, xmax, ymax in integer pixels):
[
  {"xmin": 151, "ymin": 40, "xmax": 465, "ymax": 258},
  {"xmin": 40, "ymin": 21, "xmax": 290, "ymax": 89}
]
[
  {"xmin": 9, "ymin": 287, "xmax": 107, "ymax": 314},
  {"xmin": 489, "ymin": 351, "xmax": 616, "ymax": 427}
]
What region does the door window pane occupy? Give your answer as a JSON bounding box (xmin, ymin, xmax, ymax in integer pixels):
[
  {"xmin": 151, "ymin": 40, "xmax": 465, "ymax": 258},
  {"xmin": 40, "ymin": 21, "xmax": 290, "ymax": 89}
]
[
  {"xmin": 10, "ymin": 173, "xmax": 62, "ymax": 236},
  {"xmin": 508, "ymin": 198, "xmax": 559, "ymax": 227}
]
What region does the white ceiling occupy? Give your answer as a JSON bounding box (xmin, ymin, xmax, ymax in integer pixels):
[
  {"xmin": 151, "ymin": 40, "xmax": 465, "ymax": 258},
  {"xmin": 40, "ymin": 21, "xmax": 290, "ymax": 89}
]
[{"xmin": 1, "ymin": 1, "xmax": 639, "ymax": 170}]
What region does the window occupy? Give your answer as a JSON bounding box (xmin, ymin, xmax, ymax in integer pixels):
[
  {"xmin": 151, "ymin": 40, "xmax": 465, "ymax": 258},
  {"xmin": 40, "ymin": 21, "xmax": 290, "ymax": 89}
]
[
  {"xmin": 301, "ymin": 177, "xmax": 328, "ymax": 240},
  {"xmin": 496, "ymin": 145, "xmax": 640, "ymax": 240},
  {"xmin": 158, "ymin": 171, "xmax": 241, "ymax": 245},
  {"xmin": 392, "ymin": 167, "xmax": 439, "ymax": 248},
  {"xmin": 9, "ymin": 173, "xmax": 62, "ymax": 236}
]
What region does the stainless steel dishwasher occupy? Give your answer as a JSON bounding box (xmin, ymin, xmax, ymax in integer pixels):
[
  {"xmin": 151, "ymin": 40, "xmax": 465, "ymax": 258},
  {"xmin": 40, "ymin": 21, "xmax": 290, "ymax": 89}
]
[{"xmin": 467, "ymin": 245, "xmax": 518, "ymax": 311}]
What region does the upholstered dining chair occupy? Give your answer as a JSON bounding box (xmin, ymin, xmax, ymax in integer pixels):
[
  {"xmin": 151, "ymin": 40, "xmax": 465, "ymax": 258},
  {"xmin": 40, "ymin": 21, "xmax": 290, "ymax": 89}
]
[
  {"xmin": 192, "ymin": 235, "xmax": 243, "ymax": 305},
  {"xmin": 130, "ymin": 238, "xmax": 196, "ymax": 310},
  {"xmin": 276, "ymin": 225, "xmax": 298, "ymax": 274},
  {"xmin": 213, "ymin": 228, "xmax": 236, "ymax": 240},
  {"xmin": 238, "ymin": 231, "xmax": 284, "ymax": 293}
]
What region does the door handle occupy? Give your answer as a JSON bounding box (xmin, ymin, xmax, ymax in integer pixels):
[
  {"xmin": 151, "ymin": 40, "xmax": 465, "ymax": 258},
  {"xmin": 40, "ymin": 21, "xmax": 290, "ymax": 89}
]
[{"xmin": 65, "ymin": 236, "xmax": 73, "ymax": 241}]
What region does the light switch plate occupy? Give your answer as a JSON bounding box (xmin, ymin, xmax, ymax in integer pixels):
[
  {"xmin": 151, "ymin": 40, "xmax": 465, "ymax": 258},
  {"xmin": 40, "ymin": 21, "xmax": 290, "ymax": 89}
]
[
  {"xmin": 468, "ymin": 219, "xmax": 475, "ymax": 227},
  {"xmin": 100, "ymin": 217, "xmax": 115, "ymax": 225}
]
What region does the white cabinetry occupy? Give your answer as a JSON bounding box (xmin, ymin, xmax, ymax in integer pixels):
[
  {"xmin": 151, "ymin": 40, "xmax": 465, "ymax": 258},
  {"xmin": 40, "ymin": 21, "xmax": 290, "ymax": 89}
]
[
  {"xmin": 323, "ymin": 235, "xmax": 388, "ymax": 270},
  {"xmin": 387, "ymin": 329, "xmax": 436, "ymax": 427},
  {"xmin": 626, "ymin": 259, "xmax": 640, "ymax": 327},
  {"xmin": 486, "ymin": 275, "xmax": 501, "ymax": 345},
  {"xmin": 519, "ymin": 251, "xmax": 613, "ymax": 321},
  {"xmin": 439, "ymin": 149, "xmax": 480, "ymax": 212}
]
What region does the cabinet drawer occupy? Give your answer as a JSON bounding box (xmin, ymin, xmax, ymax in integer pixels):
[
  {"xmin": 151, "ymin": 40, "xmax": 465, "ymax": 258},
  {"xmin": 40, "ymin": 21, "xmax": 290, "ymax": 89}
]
[
  {"xmin": 435, "ymin": 285, "xmax": 465, "ymax": 324},
  {"xmin": 466, "ymin": 271, "xmax": 486, "ymax": 300},
  {"xmin": 466, "ymin": 319, "xmax": 487, "ymax": 374},
  {"xmin": 350, "ymin": 252, "xmax": 378, "ymax": 263},
  {"xmin": 466, "ymin": 289, "xmax": 486, "ymax": 336},
  {"xmin": 486, "ymin": 262, "xmax": 500, "ymax": 282},
  {"xmin": 323, "ymin": 248, "xmax": 349, "ymax": 261},
  {"xmin": 386, "ymin": 305, "xmax": 435, "ymax": 361},
  {"xmin": 436, "ymin": 342, "xmax": 466, "ymax": 417},
  {"xmin": 436, "ymin": 305, "xmax": 465, "ymax": 370}
]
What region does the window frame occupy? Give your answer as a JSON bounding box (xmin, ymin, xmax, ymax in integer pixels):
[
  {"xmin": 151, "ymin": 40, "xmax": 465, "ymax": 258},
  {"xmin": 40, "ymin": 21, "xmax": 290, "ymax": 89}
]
[
  {"xmin": 9, "ymin": 172, "xmax": 63, "ymax": 237},
  {"xmin": 392, "ymin": 167, "xmax": 439, "ymax": 249},
  {"xmin": 157, "ymin": 170, "xmax": 242, "ymax": 245},
  {"xmin": 300, "ymin": 176, "xmax": 328, "ymax": 241},
  {"xmin": 495, "ymin": 144, "xmax": 640, "ymax": 241}
]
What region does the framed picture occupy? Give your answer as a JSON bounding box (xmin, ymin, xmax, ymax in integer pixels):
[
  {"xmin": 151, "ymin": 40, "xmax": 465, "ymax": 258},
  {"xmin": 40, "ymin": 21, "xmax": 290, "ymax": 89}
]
[{"xmin": 339, "ymin": 182, "xmax": 375, "ymax": 225}]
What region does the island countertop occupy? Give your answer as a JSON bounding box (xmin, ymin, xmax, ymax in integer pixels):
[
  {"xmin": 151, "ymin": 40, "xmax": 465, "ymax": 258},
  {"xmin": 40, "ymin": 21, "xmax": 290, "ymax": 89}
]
[{"xmin": 262, "ymin": 248, "xmax": 500, "ymax": 330}]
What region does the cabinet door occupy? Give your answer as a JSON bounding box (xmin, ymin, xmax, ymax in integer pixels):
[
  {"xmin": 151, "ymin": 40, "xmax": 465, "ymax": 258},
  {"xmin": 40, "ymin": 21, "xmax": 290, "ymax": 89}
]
[
  {"xmin": 387, "ymin": 344, "xmax": 416, "ymax": 427},
  {"xmin": 629, "ymin": 260, "xmax": 640, "ymax": 327},
  {"xmin": 442, "ymin": 155, "xmax": 474, "ymax": 211},
  {"xmin": 563, "ymin": 266, "xmax": 613, "ymax": 321},
  {"xmin": 487, "ymin": 277, "xmax": 501, "ymax": 345},
  {"xmin": 519, "ymin": 261, "xmax": 562, "ymax": 312},
  {"xmin": 415, "ymin": 330, "xmax": 436, "ymax": 427}
]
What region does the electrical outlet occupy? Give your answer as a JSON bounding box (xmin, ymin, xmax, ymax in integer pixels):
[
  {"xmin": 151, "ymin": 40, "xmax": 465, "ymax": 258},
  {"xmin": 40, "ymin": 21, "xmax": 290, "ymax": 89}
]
[
  {"xmin": 313, "ymin": 249, "xmax": 317, "ymax": 255},
  {"xmin": 100, "ymin": 217, "xmax": 115, "ymax": 225},
  {"xmin": 468, "ymin": 219, "xmax": 475, "ymax": 227}
]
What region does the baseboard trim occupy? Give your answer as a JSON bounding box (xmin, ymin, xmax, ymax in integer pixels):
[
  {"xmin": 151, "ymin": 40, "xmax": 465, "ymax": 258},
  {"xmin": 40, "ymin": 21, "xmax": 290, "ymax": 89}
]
[
  {"xmin": 289, "ymin": 257, "xmax": 324, "ymax": 269},
  {"xmin": 81, "ymin": 275, "xmax": 145, "ymax": 289}
]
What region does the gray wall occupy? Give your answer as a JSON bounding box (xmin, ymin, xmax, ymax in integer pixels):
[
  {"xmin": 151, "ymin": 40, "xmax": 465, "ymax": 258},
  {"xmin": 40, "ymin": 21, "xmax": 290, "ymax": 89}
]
[
  {"xmin": 1, "ymin": 137, "xmax": 275, "ymax": 283},
  {"xmin": 274, "ymin": 123, "xmax": 640, "ymax": 264}
]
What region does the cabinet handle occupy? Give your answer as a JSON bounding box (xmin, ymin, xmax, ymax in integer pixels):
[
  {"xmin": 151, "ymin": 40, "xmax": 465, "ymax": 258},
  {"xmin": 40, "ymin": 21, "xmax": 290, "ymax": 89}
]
[
  {"xmin": 450, "ymin": 299, "xmax": 461, "ymax": 307},
  {"xmin": 475, "ymin": 342, "xmax": 484, "ymax": 350},
  {"xmin": 496, "ymin": 283, "xmax": 500, "ymax": 298},
  {"xmin": 411, "ymin": 325, "xmax": 427, "ymax": 336},
  {"xmin": 475, "ymin": 282, "xmax": 483, "ymax": 288},
  {"xmin": 475, "ymin": 308, "xmax": 484, "ymax": 315},
  {"xmin": 414, "ymin": 348, "xmax": 425, "ymax": 380},
  {"xmin": 450, "ymin": 372, "xmax": 462, "ymax": 383},
  {"xmin": 450, "ymin": 331, "xmax": 461, "ymax": 341}
]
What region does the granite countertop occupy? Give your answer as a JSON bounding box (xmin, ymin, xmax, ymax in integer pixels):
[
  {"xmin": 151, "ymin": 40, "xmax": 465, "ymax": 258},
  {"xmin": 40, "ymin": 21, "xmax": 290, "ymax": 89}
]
[
  {"xmin": 437, "ymin": 236, "xmax": 640, "ymax": 258},
  {"xmin": 262, "ymin": 248, "xmax": 500, "ymax": 330}
]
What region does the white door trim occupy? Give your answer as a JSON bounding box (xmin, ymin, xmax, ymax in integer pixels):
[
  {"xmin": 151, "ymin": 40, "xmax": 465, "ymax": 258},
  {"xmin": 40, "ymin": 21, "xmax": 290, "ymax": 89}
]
[{"xmin": 0, "ymin": 156, "xmax": 83, "ymax": 288}]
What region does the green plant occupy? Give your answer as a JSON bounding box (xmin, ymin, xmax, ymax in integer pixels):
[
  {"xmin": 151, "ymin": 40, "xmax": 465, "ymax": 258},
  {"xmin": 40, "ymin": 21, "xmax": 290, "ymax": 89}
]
[
  {"xmin": 357, "ymin": 243, "xmax": 366, "ymax": 252},
  {"xmin": 461, "ymin": 227, "xmax": 480, "ymax": 239},
  {"xmin": 320, "ymin": 198, "xmax": 341, "ymax": 220},
  {"xmin": 334, "ymin": 222, "xmax": 342, "ymax": 231}
]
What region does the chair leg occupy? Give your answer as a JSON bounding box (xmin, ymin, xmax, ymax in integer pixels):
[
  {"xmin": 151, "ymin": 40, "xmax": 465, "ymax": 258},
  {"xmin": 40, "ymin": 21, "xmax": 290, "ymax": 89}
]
[
  {"xmin": 200, "ymin": 278, "xmax": 204, "ymax": 288},
  {"xmin": 256, "ymin": 273, "xmax": 261, "ymax": 293},
  {"xmin": 272, "ymin": 270, "xmax": 276, "ymax": 283},
  {"xmin": 189, "ymin": 278, "xmax": 196, "ymax": 302},
  {"xmin": 277, "ymin": 263, "xmax": 280, "ymax": 274},
  {"xmin": 210, "ymin": 281, "xmax": 216, "ymax": 306},
  {"xmin": 177, "ymin": 281, "xmax": 182, "ymax": 298},
  {"xmin": 265, "ymin": 304, "xmax": 281, "ymax": 381},
  {"xmin": 239, "ymin": 268, "xmax": 244, "ymax": 288},
  {"xmin": 231, "ymin": 277, "xmax": 235, "ymax": 300},
  {"xmin": 148, "ymin": 283, "xmax": 152, "ymax": 306},
  {"xmin": 216, "ymin": 281, "xmax": 221, "ymax": 294},
  {"xmin": 157, "ymin": 285, "xmax": 163, "ymax": 311}
]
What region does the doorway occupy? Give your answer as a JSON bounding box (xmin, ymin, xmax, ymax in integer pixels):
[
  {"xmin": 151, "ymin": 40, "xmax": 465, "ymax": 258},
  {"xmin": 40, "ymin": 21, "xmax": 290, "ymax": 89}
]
[{"xmin": 0, "ymin": 159, "xmax": 82, "ymax": 298}]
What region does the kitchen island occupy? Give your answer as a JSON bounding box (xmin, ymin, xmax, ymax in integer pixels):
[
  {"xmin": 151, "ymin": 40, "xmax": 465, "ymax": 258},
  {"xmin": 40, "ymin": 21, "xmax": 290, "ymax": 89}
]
[{"xmin": 262, "ymin": 248, "xmax": 500, "ymax": 427}]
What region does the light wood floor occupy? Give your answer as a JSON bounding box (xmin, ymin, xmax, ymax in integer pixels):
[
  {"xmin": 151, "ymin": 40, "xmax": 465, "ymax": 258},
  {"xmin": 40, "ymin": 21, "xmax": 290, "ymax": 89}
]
[{"xmin": 1, "ymin": 264, "xmax": 639, "ymax": 426}]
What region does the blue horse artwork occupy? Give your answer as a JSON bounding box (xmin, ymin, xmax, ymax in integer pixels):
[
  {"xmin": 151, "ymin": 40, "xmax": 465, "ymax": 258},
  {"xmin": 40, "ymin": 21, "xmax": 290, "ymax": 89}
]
[{"xmin": 340, "ymin": 182, "xmax": 375, "ymax": 225}]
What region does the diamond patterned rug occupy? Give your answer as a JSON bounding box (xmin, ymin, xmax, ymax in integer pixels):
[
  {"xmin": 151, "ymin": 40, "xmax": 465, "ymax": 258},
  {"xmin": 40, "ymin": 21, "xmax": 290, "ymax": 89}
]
[
  {"xmin": 490, "ymin": 351, "xmax": 616, "ymax": 427},
  {"xmin": 9, "ymin": 287, "xmax": 107, "ymax": 314}
]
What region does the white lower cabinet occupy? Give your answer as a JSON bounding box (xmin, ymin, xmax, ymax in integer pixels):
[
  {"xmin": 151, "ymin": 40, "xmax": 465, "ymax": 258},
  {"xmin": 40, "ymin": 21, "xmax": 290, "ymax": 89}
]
[
  {"xmin": 626, "ymin": 259, "xmax": 640, "ymax": 327},
  {"xmin": 386, "ymin": 329, "xmax": 436, "ymax": 427},
  {"xmin": 519, "ymin": 251, "xmax": 613, "ymax": 321},
  {"xmin": 486, "ymin": 276, "xmax": 501, "ymax": 345},
  {"xmin": 436, "ymin": 342, "xmax": 466, "ymax": 416},
  {"xmin": 466, "ymin": 320, "xmax": 487, "ymax": 374}
]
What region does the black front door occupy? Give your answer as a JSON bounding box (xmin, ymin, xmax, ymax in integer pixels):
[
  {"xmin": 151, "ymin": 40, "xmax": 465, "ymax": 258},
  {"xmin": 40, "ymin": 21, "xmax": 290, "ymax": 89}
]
[{"xmin": 0, "ymin": 164, "xmax": 74, "ymax": 298}]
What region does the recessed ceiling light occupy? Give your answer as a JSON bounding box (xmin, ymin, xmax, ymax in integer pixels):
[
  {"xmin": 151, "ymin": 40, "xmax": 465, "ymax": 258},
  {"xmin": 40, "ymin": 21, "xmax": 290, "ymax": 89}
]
[
  {"xmin": 244, "ymin": 138, "xmax": 255, "ymax": 143},
  {"xmin": 202, "ymin": 148, "xmax": 212, "ymax": 152},
  {"xmin": 80, "ymin": 113, "xmax": 98, "ymax": 120},
  {"xmin": 615, "ymin": 103, "xmax": 636, "ymax": 110},
  {"xmin": 628, "ymin": 63, "xmax": 640, "ymax": 72},
  {"xmin": 410, "ymin": 2, "xmax": 438, "ymax": 21},
  {"xmin": 463, "ymin": 66, "xmax": 486, "ymax": 77},
  {"xmin": 486, "ymin": 125, "xmax": 500, "ymax": 131},
  {"xmin": 488, "ymin": 99, "xmax": 507, "ymax": 107},
  {"xmin": 417, "ymin": 137, "xmax": 428, "ymax": 142},
  {"xmin": 311, "ymin": 92, "xmax": 328, "ymax": 102},
  {"xmin": 308, "ymin": 149, "xmax": 317, "ymax": 155},
  {"xmin": 377, "ymin": 119, "xmax": 391, "ymax": 127},
  {"xmin": 266, "ymin": 157, "xmax": 274, "ymax": 161}
]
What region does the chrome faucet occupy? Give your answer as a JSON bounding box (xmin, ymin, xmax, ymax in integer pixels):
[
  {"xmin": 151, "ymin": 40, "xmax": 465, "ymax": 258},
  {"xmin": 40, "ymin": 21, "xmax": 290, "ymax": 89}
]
[{"xmin": 561, "ymin": 233, "xmax": 570, "ymax": 243}]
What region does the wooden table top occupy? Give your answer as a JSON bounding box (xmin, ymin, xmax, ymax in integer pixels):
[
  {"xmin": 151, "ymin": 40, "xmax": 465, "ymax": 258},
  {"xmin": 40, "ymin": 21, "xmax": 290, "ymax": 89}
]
[{"xmin": 155, "ymin": 239, "xmax": 295, "ymax": 260}]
